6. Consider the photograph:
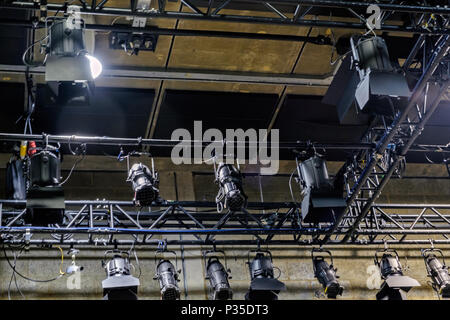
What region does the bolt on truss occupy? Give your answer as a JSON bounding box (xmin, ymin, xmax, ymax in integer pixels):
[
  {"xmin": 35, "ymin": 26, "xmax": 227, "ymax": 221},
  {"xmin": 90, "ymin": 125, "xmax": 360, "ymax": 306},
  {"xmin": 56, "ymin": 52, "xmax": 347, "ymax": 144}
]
[
  {"xmin": 0, "ymin": 200, "xmax": 450, "ymax": 247},
  {"xmin": 1, "ymin": 0, "xmax": 449, "ymax": 35}
]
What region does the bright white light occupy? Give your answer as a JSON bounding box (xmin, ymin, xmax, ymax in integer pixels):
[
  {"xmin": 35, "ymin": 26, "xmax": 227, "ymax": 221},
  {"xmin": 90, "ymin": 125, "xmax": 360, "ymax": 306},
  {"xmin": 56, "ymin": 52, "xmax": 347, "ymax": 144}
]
[{"xmin": 86, "ymin": 55, "xmax": 102, "ymax": 79}]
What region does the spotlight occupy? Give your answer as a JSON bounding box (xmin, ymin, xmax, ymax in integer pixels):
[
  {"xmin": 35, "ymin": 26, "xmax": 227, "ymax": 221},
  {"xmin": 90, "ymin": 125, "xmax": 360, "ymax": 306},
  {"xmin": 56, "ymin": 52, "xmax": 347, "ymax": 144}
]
[
  {"xmin": 203, "ymin": 249, "xmax": 233, "ymax": 300},
  {"xmin": 296, "ymin": 154, "xmax": 346, "ymax": 223},
  {"xmin": 351, "ymin": 35, "xmax": 410, "ymax": 115},
  {"xmin": 154, "ymin": 250, "xmax": 181, "ymax": 300},
  {"xmin": 215, "ymin": 162, "xmax": 247, "ymax": 212},
  {"xmin": 45, "ymin": 13, "xmax": 102, "ymax": 82},
  {"xmin": 422, "ymin": 247, "xmax": 450, "ymax": 298},
  {"xmin": 312, "ymin": 248, "xmax": 344, "ymax": 299},
  {"xmin": 101, "ymin": 250, "xmax": 140, "ymax": 300},
  {"xmin": 25, "ymin": 147, "xmax": 65, "ymax": 225},
  {"xmin": 66, "ymin": 248, "xmax": 84, "ymax": 274},
  {"xmin": 127, "ymin": 161, "xmax": 159, "ymax": 207},
  {"xmin": 374, "ymin": 249, "xmax": 420, "ymax": 300},
  {"xmin": 245, "ymin": 250, "xmax": 286, "ymax": 300}
]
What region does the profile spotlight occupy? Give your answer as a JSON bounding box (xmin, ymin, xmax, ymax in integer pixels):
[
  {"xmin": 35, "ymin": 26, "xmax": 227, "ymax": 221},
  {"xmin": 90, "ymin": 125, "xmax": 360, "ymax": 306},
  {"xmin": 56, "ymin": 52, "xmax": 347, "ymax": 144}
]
[
  {"xmin": 297, "ymin": 155, "xmax": 346, "ymax": 223},
  {"xmin": 204, "ymin": 250, "xmax": 233, "ymax": 300},
  {"xmin": 245, "ymin": 250, "xmax": 286, "ymax": 300},
  {"xmin": 215, "ymin": 162, "xmax": 247, "ymax": 212},
  {"xmin": 101, "ymin": 251, "xmax": 140, "ymax": 300},
  {"xmin": 154, "ymin": 251, "xmax": 181, "ymax": 300},
  {"xmin": 351, "ymin": 36, "xmax": 410, "ymax": 115},
  {"xmin": 25, "ymin": 148, "xmax": 65, "ymax": 225},
  {"xmin": 127, "ymin": 162, "xmax": 159, "ymax": 207},
  {"xmin": 45, "ymin": 12, "xmax": 102, "ymax": 82},
  {"xmin": 374, "ymin": 249, "xmax": 420, "ymax": 300},
  {"xmin": 422, "ymin": 247, "xmax": 450, "ymax": 298},
  {"xmin": 312, "ymin": 248, "xmax": 344, "ymax": 299}
]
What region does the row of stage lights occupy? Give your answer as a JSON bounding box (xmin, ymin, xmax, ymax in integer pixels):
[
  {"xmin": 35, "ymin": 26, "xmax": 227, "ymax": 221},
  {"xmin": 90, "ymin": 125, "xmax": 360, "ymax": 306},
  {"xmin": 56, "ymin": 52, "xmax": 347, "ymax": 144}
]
[{"xmin": 93, "ymin": 245, "xmax": 450, "ymax": 300}]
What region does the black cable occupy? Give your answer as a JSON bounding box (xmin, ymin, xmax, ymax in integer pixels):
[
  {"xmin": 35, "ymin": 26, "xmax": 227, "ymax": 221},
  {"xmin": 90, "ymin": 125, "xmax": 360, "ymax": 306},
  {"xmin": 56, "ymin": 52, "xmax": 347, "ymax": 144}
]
[{"xmin": 3, "ymin": 244, "xmax": 62, "ymax": 283}]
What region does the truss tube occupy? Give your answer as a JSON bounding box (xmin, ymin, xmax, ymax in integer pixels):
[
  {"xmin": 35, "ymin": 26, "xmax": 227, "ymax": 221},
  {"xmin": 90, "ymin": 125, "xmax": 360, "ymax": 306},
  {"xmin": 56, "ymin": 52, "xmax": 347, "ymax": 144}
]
[
  {"xmin": 1, "ymin": 2, "xmax": 448, "ymax": 34},
  {"xmin": 321, "ymin": 34, "xmax": 450, "ymax": 245}
]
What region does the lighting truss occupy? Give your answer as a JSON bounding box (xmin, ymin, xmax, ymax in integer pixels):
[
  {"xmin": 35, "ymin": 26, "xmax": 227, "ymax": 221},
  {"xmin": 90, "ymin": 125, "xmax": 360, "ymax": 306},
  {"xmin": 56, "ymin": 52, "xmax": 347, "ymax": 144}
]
[
  {"xmin": 1, "ymin": 0, "xmax": 449, "ymax": 35},
  {"xmin": 0, "ymin": 200, "xmax": 450, "ymax": 247}
]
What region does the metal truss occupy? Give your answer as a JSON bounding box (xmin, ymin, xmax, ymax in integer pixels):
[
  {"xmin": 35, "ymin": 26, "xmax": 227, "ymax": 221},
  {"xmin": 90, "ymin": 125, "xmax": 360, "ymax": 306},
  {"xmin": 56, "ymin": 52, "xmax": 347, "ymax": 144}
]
[
  {"xmin": 1, "ymin": 0, "xmax": 449, "ymax": 35},
  {"xmin": 322, "ymin": 34, "xmax": 450, "ymax": 245},
  {"xmin": 0, "ymin": 200, "xmax": 450, "ymax": 247}
]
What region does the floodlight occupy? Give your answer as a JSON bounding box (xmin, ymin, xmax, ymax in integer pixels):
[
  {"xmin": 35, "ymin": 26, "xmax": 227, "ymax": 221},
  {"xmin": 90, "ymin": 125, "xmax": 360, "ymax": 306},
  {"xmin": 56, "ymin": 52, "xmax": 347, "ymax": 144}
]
[
  {"xmin": 422, "ymin": 248, "xmax": 450, "ymax": 298},
  {"xmin": 154, "ymin": 250, "xmax": 181, "ymax": 300},
  {"xmin": 245, "ymin": 250, "xmax": 286, "ymax": 301},
  {"xmin": 25, "ymin": 148, "xmax": 65, "ymax": 225},
  {"xmin": 127, "ymin": 162, "xmax": 159, "ymax": 207},
  {"xmin": 204, "ymin": 250, "xmax": 232, "ymax": 300},
  {"xmin": 45, "ymin": 14, "xmax": 102, "ymax": 82},
  {"xmin": 351, "ymin": 36, "xmax": 411, "ymax": 115},
  {"xmin": 101, "ymin": 251, "xmax": 140, "ymax": 300},
  {"xmin": 215, "ymin": 162, "xmax": 247, "ymax": 212},
  {"xmin": 297, "ymin": 155, "xmax": 346, "ymax": 223},
  {"xmin": 312, "ymin": 249, "xmax": 344, "ymax": 299},
  {"xmin": 374, "ymin": 249, "xmax": 420, "ymax": 300}
]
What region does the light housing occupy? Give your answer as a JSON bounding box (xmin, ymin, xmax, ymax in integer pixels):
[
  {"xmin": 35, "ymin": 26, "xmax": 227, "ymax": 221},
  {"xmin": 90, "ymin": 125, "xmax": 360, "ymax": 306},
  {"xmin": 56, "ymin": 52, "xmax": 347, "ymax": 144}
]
[
  {"xmin": 297, "ymin": 155, "xmax": 346, "ymax": 224},
  {"xmin": 422, "ymin": 248, "xmax": 450, "ymax": 298},
  {"xmin": 374, "ymin": 249, "xmax": 420, "ymax": 300},
  {"xmin": 245, "ymin": 250, "xmax": 286, "ymax": 301},
  {"xmin": 25, "ymin": 149, "xmax": 65, "ymax": 225},
  {"xmin": 101, "ymin": 251, "xmax": 140, "ymax": 300},
  {"xmin": 154, "ymin": 250, "xmax": 181, "ymax": 300},
  {"xmin": 127, "ymin": 162, "xmax": 160, "ymax": 207},
  {"xmin": 312, "ymin": 249, "xmax": 344, "ymax": 299},
  {"xmin": 215, "ymin": 162, "xmax": 248, "ymax": 212},
  {"xmin": 204, "ymin": 250, "xmax": 233, "ymax": 300}
]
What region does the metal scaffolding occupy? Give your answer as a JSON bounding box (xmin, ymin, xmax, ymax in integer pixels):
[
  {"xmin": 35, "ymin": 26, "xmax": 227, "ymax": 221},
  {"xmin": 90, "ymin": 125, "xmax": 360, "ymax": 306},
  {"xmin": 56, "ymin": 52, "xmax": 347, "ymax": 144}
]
[{"xmin": 1, "ymin": 0, "xmax": 449, "ymax": 35}]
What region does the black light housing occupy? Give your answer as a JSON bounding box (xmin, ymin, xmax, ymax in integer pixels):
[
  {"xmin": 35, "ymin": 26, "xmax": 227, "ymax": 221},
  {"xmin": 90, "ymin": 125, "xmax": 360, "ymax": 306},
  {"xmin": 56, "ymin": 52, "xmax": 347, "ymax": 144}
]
[
  {"xmin": 245, "ymin": 250, "xmax": 286, "ymax": 301},
  {"xmin": 297, "ymin": 155, "xmax": 346, "ymax": 224},
  {"xmin": 351, "ymin": 36, "xmax": 411, "ymax": 115},
  {"xmin": 374, "ymin": 249, "xmax": 420, "ymax": 300},
  {"xmin": 204, "ymin": 250, "xmax": 233, "ymax": 300},
  {"xmin": 127, "ymin": 162, "xmax": 159, "ymax": 207},
  {"xmin": 215, "ymin": 162, "xmax": 248, "ymax": 212},
  {"xmin": 312, "ymin": 248, "xmax": 344, "ymax": 299},
  {"xmin": 422, "ymin": 248, "xmax": 450, "ymax": 298},
  {"xmin": 101, "ymin": 251, "xmax": 140, "ymax": 300},
  {"xmin": 25, "ymin": 149, "xmax": 65, "ymax": 225},
  {"xmin": 154, "ymin": 251, "xmax": 181, "ymax": 300}
]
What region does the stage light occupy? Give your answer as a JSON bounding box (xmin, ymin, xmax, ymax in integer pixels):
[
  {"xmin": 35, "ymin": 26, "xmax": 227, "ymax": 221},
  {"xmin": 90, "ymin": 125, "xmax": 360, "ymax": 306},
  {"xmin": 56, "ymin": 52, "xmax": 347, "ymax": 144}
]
[
  {"xmin": 312, "ymin": 249, "xmax": 344, "ymax": 299},
  {"xmin": 296, "ymin": 155, "xmax": 346, "ymax": 223},
  {"xmin": 215, "ymin": 162, "xmax": 247, "ymax": 212},
  {"xmin": 45, "ymin": 15, "xmax": 102, "ymax": 82},
  {"xmin": 154, "ymin": 259, "xmax": 181, "ymax": 300},
  {"xmin": 245, "ymin": 250, "xmax": 286, "ymax": 300},
  {"xmin": 204, "ymin": 250, "xmax": 233, "ymax": 300},
  {"xmin": 422, "ymin": 248, "xmax": 450, "ymax": 298},
  {"xmin": 351, "ymin": 36, "xmax": 410, "ymax": 115},
  {"xmin": 66, "ymin": 248, "xmax": 84, "ymax": 274},
  {"xmin": 101, "ymin": 250, "xmax": 140, "ymax": 300},
  {"xmin": 127, "ymin": 162, "xmax": 159, "ymax": 207},
  {"xmin": 25, "ymin": 148, "xmax": 65, "ymax": 225},
  {"xmin": 374, "ymin": 249, "xmax": 420, "ymax": 300}
]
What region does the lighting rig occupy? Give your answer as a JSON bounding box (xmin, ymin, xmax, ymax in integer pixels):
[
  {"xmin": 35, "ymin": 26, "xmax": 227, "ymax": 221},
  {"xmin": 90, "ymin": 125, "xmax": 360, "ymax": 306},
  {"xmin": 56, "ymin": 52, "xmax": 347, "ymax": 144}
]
[
  {"xmin": 296, "ymin": 152, "xmax": 346, "ymax": 224},
  {"xmin": 422, "ymin": 247, "xmax": 450, "ymax": 298},
  {"xmin": 214, "ymin": 161, "xmax": 248, "ymax": 213},
  {"xmin": 311, "ymin": 248, "xmax": 344, "ymax": 299},
  {"xmin": 127, "ymin": 159, "xmax": 160, "ymax": 207},
  {"xmin": 245, "ymin": 249, "xmax": 286, "ymax": 300},
  {"xmin": 203, "ymin": 248, "xmax": 233, "ymax": 300},
  {"xmin": 101, "ymin": 250, "xmax": 140, "ymax": 300},
  {"xmin": 154, "ymin": 247, "xmax": 181, "ymax": 300},
  {"xmin": 374, "ymin": 248, "xmax": 420, "ymax": 300}
]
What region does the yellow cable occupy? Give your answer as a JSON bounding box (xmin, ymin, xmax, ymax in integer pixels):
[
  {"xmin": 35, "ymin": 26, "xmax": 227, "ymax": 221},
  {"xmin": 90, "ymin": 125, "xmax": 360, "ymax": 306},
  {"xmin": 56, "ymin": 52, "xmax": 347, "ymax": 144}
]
[{"xmin": 55, "ymin": 246, "xmax": 65, "ymax": 275}]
